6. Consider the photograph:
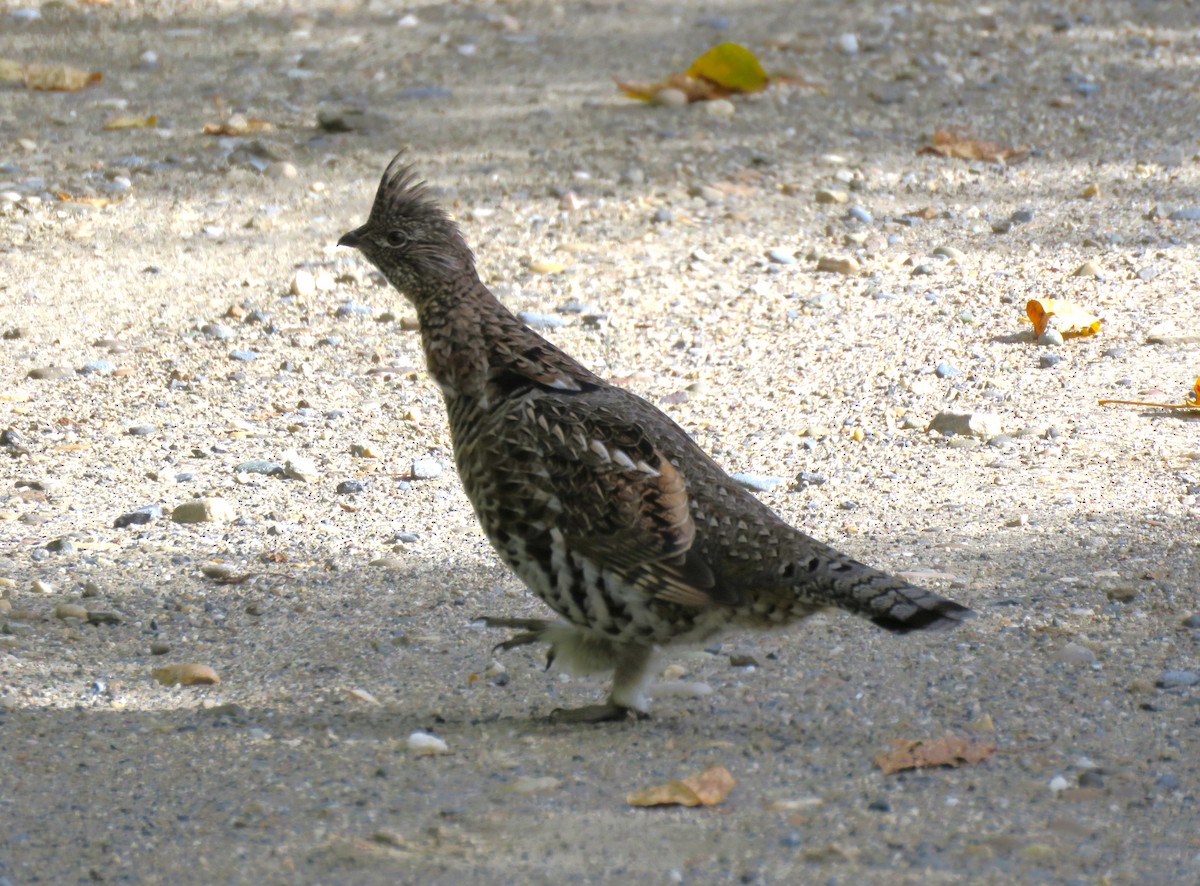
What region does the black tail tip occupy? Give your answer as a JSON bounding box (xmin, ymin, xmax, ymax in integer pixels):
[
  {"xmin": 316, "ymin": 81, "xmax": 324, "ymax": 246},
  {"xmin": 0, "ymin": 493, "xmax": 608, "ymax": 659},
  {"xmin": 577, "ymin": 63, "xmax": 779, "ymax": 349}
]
[{"xmin": 872, "ymin": 599, "xmax": 974, "ymax": 634}]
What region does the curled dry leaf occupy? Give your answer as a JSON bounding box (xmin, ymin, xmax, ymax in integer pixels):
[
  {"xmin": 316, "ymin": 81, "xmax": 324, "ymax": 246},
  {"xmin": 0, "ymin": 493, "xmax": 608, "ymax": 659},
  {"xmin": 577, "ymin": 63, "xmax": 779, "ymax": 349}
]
[
  {"xmin": 1100, "ymin": 374, "xmax": 1200, "ymax": 410},
  {"xmin": 918, "ymin": 129, "xmax": 1027, "ymax": 164},
  {"xmin": 618, "ymin": 42, "xmax": 768, "ymax": 103},
  {"xmin": 103, "ymin": 114, "xmax": 158, "ymax": 131},
  {"xmin": 24, "ymin": 62, "xmax": 103, "ymax": 92},
  {"xmin": 875, "ymin": 736, "xmax": 996, "ymax": 775},
  {"xmin": 152, "ymin": 663, "xmax": 221, "ymax": 687},
  {"xmin": 57, "ymin": 192, "xmax": 119, "ymax": 209},
  {"xmin": 1025, "ymin": 298, "xmax": 1101, "ymax": 338},
  {"xmin": 627, "ymin": 764, "xmax": 736, "ymax": 807}
]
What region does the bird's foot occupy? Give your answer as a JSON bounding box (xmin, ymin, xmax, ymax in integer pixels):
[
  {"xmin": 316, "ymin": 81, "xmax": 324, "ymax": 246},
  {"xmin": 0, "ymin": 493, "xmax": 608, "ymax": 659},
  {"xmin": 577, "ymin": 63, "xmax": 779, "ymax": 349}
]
[
  {"xmin": 549, "ymin": 703, "xmax": 649, "ymax": 724},
  {"xmin": 475, "ymin": 616, "xmax": 556, "ymax": 653}
]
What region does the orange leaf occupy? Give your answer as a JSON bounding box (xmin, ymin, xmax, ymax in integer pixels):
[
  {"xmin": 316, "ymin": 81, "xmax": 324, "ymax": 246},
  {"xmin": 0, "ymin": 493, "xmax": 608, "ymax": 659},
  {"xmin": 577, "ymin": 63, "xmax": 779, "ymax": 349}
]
[
  {"xmin": 23, "ymin": 63, "xmax": 102, "ymax": 91},
  {"xmin": 1025, "ymin": 298, "xmax": 1101, "ymax": 338},
  {"xmin": 57, "ymin": 192, "xmax": 117, "ymax": 208},
  {"xmin": 918, "ymin": 129, "xmax": 1026, "ymax": 163},
  {"xmin": 627, "ymin": 764, "xmax": 736, "ymax": 807},
  {"xmin": 875, "ymin": 736, "xmax": 996, "ymax": 775}
]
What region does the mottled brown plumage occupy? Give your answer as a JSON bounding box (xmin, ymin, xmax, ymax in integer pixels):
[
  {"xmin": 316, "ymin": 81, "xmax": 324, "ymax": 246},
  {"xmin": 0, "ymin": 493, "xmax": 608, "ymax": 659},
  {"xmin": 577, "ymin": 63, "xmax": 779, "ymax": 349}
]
[{"xmin": 339, "ymin": 153, "xmax": 972, "ymax": 721}]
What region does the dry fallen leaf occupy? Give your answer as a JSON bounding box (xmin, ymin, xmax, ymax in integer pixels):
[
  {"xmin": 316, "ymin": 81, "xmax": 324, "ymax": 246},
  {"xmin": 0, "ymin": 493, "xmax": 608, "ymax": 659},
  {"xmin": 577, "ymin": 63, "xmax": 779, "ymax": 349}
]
[
  {"xmin": 103, "ymin": 114, "xmax": 158, "ymax": 131},
  {"xmin": 23, "ymin": 62, "xmax": 102, "ymax": 92},
  {"xmin": 875, "ymin": 736, "xmax": 996, "ymax": 775},
  {"xmin": 627, "ymin": 764, "xmax": 736, "ymax": 807},
  {"xmin": 618, "ymin": 42, "xmax": 768, "ymax": 103},
  {"xmin": 202, "ymin": 114, "xmax": 273, "ymax": 136},
  {"xmin": 1100, "ymin": 374, "xmax": 1200, "ymax": 410},
  {"xmin": 918, "ymin": 128, "xmax": 1027, "ymax": 163},
  {"xmin": 57, "ymin": 192, "xmax": 118, "ymax": 208},
  {"xmin": 1025, "ymin": 298, "xmax": 1101, "ymax": 338},
  {"xmin": 152, "ymin": 663, "xmax": 221, "ymax": 687}
]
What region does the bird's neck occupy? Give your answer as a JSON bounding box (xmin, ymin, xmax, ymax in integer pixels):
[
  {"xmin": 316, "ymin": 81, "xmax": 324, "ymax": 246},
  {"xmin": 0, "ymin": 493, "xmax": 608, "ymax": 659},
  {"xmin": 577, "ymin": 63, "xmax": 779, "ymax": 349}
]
[{"xmin": 417, "ymin": 281, "xmax": 599, "ymax": 405}]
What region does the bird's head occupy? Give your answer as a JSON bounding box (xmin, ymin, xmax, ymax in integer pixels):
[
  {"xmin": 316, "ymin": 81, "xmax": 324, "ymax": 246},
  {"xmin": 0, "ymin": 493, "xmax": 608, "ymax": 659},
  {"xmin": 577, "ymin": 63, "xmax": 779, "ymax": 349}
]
[{"xmin": 338, "ymin": 152, "xmax": 475, "ymax": 304}]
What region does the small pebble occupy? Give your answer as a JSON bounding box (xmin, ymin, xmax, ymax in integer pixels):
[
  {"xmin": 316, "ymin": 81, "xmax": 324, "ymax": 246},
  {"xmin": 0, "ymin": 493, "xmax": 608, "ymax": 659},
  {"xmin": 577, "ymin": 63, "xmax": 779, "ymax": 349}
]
[
  {"xmin": 1040, "ymin": 353, "xmax": 1063, "ymax": 368},
  {"xmin": 814, "ymin": 189, "xmax": 849, "ymax": 205},
  {"xmin": 1157, "ymin": 670, "xmax": 1199, "ymax": 689},
  {"xmin": 1049, "ymin": 775, "xmax": 1070, "ymax": 794},
  {"xmin": 836, "ymin": 33, "xmax": 859, "ymax": 54},
  {"xmin": 1136, "ymin": 265, "xmax": 1159, "ymax": 282},
  {"xmin": 172, "ymin": 497, "xmax": 236, "ymax": 523},
  {"xmin": 28, "ymin": 366, "xmax": 72, "ymax": 380},
  {"xmin": 1168, "ymin": 206, "xmax": 1200, "ymax": 221},
  {"xmin": 651, "ymin": 88, "xmax": 688, "ymax": 108},
  {"xmin": 337, "ymin": 480, "xmax": 365, "ymax": 495},
  {"xmin": 928, "ymin": 411, "xmax": 1002, "ymax": 439},
  {"xmin": 931, "ymin": 245, "xmax": 965, "ymax": 263},
  {"xmin": 847, "ymin": 205, "xmax": 873, "ymax": 224},
  {"xmin": 79, "ymin": 359, "xmax": 115, "ymax": 376},
  {"xmin": 283, "ymin": 453, "xmax": 321, "ymax": 482},
  {"xmin": 1052, "ymin": 644, "xmax": 1099, "ymax": 666},
  {"xmin": 113, "ymin": 505, "xmax": 162, "ymax": 528},
  {"xmin": 229, "ymin": 349, "xmax": 258, "ymax": 362},
  {"xmin": 153, "ymin": 663, "xmax": 221, "ymax": 686},
  {"xmin": 816, "ymin": 255, "xmax": 859, "ymax": 275},
  {"xmin": 935, "ymin": 362, "xmax": 961, "ymax": 379},
  {"xmin": 234, "ymin": 460, "xmax": 285, "ymax": 476},
  {"xmin": 1038, "ymin": 329, "xmax": 1065, "ymax": 346},
  {"xmin": 127, "ymin": 424, "xmax": 157, "ymax": 436},
  {"xmin": 703, "ymin": 99, "xmax": 735, "ymax": 118},
  {"xmin": 1181, "ymin": 614, "xmax": 1200, "ymax": 629},
  {"xmin": 291, "ymin": 269, "xmax": 316, "ymax": 297},
  {"xmin": 201, "ymin": 322, "xmax": 235, "ymax": 340},
  {"xmin": 731, "ymin": 473, "xmax": 786, "ymax": 493},
  {"xmin": 54, "ymin": 603, "xmax": 88, "ymax": 620},
  {"xmin": 516, "ymin": 311, "xmax": 565, "ymax": 329},
  {"xmin": 407, "ymin": 731, "xmax": 450, "ymax": 756},
  {"xmin": 766, "ymin": 248, "xmax": 795, "ymax": 265},
  {"xmin": 335, "ymin": 302, "xmax": 374, "ymax": 318},
  {"xmin": 411, "ymin": 458, "xmax": 443, "ymax": 480}
]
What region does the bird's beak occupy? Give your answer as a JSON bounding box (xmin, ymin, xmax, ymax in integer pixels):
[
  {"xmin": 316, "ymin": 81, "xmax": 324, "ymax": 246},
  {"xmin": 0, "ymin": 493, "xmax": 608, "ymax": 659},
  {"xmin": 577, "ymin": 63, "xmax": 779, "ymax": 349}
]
[{"xmin": 337, "ymin": 226, "xmax": 365, "ymax": 249}]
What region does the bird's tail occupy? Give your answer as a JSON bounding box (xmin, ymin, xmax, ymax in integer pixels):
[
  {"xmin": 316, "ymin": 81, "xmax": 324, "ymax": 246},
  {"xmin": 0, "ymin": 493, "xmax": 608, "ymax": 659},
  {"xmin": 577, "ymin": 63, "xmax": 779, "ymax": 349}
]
[{"xmin": 796, "ymin": 549, "xmax": 973, "ymax": 633}]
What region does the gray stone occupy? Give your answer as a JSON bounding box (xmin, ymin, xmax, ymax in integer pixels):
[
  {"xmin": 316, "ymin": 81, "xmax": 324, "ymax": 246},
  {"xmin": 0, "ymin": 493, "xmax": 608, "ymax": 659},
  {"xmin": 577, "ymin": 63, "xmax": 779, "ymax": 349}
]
[
  {"xmin": 411, "ymin": 458, "xmax": 444, "ymax": 480},
  {"xmin": 731, "ymin": 473, "xmax": 786, "ymax": 493},
  {"xmin": 928, "ymin": 411, "xmax": 1002, "ymax": 439},
  {"xmin": 1157, "ymin": 670, "xmax": 1199, "ymax": 688}
]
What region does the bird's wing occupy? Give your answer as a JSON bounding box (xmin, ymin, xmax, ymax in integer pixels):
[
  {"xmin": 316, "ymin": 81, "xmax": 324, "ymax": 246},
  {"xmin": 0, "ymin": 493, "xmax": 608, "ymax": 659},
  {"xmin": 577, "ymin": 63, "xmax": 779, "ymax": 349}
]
[{"xmin": 503, "ymin": 390, "xmax": 733, "ymax": 609}]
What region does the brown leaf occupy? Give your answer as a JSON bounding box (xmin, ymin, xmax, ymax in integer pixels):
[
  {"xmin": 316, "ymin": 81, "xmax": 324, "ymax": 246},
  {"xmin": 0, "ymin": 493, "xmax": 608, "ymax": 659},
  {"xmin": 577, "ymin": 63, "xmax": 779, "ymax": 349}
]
[
  {"xmin": 627, "ymin": 764, "xmax": 736, "ymax": 807},
  {"xmin": 875, "ymin": 736, "xmax": 996, "ymax": 775},
  {"xmin": 918, "ymin": 129, "xmax": 1027, "ymax": 164}
]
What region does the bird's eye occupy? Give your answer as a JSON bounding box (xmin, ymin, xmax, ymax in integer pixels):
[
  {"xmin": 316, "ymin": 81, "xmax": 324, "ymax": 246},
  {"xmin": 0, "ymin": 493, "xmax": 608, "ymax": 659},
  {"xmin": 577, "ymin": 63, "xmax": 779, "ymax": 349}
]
[{"xmin": 385, "ymin": 230, "xmax": 410, "ymax": 248}]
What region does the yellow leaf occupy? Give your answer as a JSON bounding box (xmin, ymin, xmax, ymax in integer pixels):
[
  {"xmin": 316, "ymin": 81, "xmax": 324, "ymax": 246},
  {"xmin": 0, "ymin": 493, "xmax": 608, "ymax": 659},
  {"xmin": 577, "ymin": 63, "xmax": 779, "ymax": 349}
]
[
  {"xmin": 627, "ymin": 764, "xmax": 736, "ymax": 807},
  {"xmin": 1025, "ymin": 298, "xmax": 1101, "ymax": 338},
  {"xmin": 686, "ymin": 42, "xmax": 768, "ymax": 94},
  {"xmin": 57, "ymin": 192, "xmax": 117, "ymax": 208},
  {"xmin": 104, "ymin": 114, "xmax": 158, "ymax": 131},
  {"xmin": 23, "ymin": 62, "xmax": 102, "ymax": 91}
]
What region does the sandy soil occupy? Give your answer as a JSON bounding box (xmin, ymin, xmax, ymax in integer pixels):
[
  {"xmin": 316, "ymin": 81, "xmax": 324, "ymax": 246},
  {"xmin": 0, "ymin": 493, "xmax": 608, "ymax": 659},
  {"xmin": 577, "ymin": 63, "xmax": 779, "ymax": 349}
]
[{"xmin": 1, "ymin": 0, "xmax": 1199, "ymax": 883}]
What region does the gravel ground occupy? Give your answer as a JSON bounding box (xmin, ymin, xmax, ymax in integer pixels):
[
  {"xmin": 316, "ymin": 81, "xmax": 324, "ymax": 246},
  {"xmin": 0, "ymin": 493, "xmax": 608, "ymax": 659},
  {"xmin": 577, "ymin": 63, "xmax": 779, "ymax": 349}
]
[{"xmin": 2, "ymin": 0, "xmax": 1199, "ymax": 883}]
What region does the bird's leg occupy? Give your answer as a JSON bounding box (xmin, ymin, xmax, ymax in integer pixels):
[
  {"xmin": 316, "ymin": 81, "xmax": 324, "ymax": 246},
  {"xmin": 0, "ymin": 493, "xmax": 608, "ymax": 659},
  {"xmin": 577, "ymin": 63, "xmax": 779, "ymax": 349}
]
[{"xmin": 551, "ymin": 642, "xmax": 654, "ymax": 723}]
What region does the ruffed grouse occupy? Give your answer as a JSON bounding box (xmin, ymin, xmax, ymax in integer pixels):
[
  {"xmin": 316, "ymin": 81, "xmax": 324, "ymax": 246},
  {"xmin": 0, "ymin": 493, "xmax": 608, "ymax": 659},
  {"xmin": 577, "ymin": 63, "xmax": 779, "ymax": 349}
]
[{"xmin": 339, "ymin": 153, "xmax": 972, "ymax": 721}]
